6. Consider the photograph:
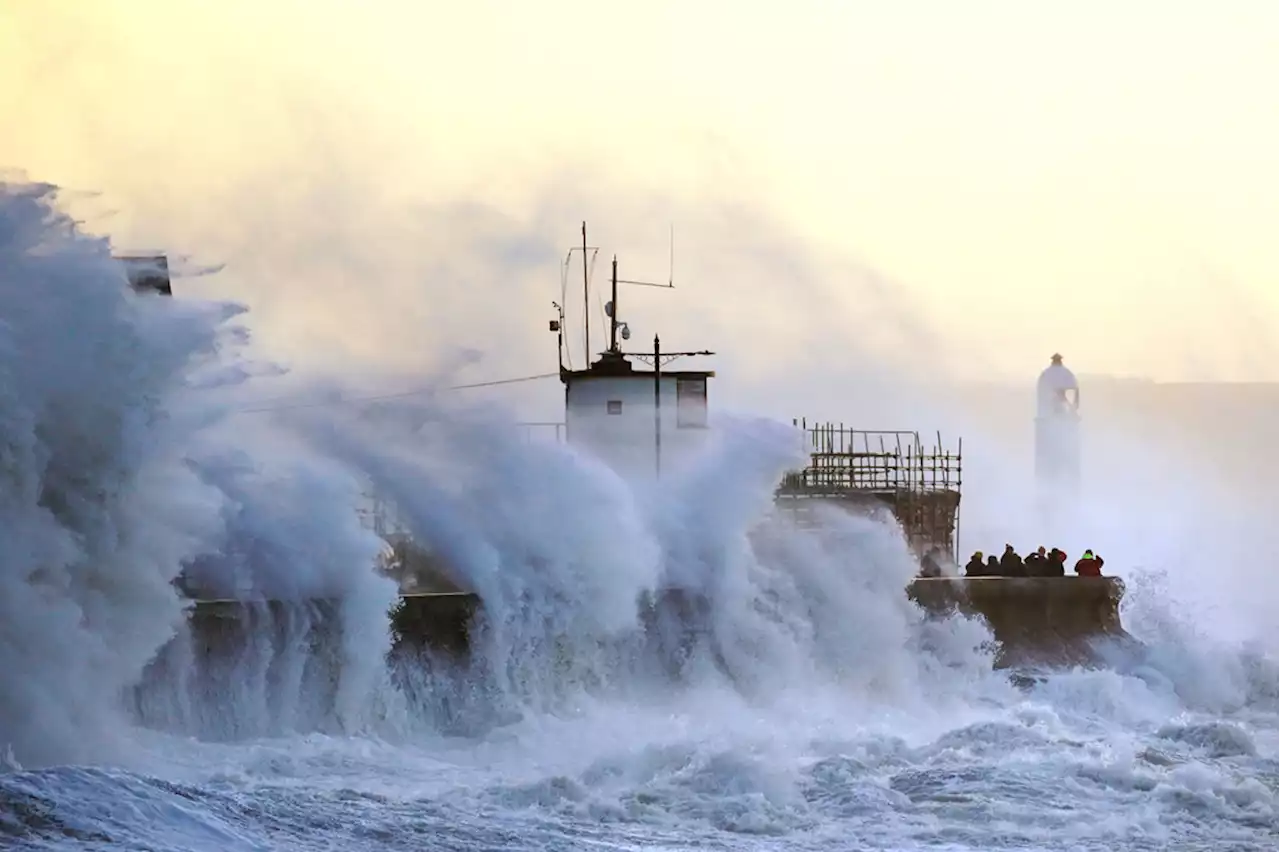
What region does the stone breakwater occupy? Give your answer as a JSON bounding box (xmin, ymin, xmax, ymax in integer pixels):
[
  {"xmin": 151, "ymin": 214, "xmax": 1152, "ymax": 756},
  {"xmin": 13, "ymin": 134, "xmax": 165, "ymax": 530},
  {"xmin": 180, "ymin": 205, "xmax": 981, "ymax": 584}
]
[
  {"xmin": 130, "ymin": 577, "xmax": 1131, "ymax": 735},
  {"xmin": 906, "ymin": 576, "xmax": 1132, "ymax": 667},
  {"xmin": 147, "ymin": 577, "xmax": 1128, "ymax": 688}
]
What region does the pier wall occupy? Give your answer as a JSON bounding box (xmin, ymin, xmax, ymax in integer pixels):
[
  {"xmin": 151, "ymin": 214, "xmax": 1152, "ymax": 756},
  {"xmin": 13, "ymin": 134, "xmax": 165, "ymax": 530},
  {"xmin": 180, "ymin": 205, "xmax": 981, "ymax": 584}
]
[
  {"xmin": 155, "ymin": 576, "xmax": 1128, "ymax": 692},
  {"xmin": 907, "ymin": 576, "xmax": 1131, "ymax": 667}
]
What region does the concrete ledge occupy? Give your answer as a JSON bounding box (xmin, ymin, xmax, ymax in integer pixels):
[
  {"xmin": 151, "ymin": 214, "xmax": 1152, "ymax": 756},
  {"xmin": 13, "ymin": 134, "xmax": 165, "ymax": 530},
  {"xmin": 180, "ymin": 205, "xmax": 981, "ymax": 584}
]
[
  {"xmin": 183, "ymin": 592, "xmax": 481, "ymax": 659},
  {"xmin": 906, "ymin": 576, "xmax": 1131, "ymax": 667},
  {"xmin": 176, "ymin": 577, "xmax": 1130, "ymax": 672}
]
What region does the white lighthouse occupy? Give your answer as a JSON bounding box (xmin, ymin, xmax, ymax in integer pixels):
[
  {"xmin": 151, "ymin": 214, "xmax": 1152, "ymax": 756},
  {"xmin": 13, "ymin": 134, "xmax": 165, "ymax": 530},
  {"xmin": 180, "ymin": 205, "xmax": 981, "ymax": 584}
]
[
  {"xmin": 551, "ymin": 224, "xmax": 714, "ymax": 480},
  {"xmin": 1035, "ymin": 353, "xmax": 1081, "ymax": 498}
]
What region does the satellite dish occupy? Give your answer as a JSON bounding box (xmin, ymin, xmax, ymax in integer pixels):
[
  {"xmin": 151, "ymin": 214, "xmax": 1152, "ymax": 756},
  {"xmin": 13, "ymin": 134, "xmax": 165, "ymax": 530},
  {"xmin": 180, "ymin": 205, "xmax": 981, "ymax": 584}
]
[
  {"xmin": 604, "ymin": 301, "xmax": 614, "ymax": 318},
  {"xmin": 620, "ymin": 323, "xmax": 631, "ymax": 341}
]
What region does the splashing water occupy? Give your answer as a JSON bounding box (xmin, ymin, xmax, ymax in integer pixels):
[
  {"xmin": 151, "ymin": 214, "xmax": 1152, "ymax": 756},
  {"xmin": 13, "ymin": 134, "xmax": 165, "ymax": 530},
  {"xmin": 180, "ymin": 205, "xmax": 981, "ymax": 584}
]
[
  {"xmin": 0, "ymin": 181, "xmax": 234, "ymax": 767},
  {"xmin": 0, "ymin": 180, "xmax": 1274, "ymax": 851}
]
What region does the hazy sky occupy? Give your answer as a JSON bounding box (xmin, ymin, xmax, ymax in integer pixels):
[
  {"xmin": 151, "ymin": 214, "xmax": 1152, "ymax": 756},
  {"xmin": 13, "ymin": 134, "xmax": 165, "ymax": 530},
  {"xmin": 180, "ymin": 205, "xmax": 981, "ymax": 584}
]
[
  {"xmin": 2, "ymin": 0, "xmax": 1277, "ymax": 390},
  {"xmin": 2, "ymin": 2, "xmax": 1275, "ymax": 633}
]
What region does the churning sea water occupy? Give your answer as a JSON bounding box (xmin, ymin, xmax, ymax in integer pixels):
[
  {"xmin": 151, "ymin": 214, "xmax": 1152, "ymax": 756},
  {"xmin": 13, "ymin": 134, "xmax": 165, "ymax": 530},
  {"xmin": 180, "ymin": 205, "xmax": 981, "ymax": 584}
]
[{"xmin": 0, "ymin": 180, "xmax": 1275, "ymax": 851}]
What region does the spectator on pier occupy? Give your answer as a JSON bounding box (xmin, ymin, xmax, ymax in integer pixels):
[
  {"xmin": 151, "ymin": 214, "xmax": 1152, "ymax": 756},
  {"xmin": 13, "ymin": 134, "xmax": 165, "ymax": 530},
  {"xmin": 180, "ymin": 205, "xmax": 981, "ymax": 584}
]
[
  {"xmin": 919, "ymin": 550, "xmax": 945, "ymax": 578},
  {"xmin": 1046, "ymin": 548, "xmax": 1067, "ymax": 577},
  {"xmin": 999, "ymin": 544, "xmax": 1025, "ymax": 577},
  {"xmin": 1024, "ymin": 546, "xmax": 1048, "ymax": 576},
  {"xmin": 986, "ymin": 554, "xmax": 1001, "ymax": 575},
  {"xmin": 965, "ymin": 551, "xmax": 987, "ymax": 576},
  {"xmin": 1074, "ymin": 549, "xmax": 1104, "ymax": 577}
]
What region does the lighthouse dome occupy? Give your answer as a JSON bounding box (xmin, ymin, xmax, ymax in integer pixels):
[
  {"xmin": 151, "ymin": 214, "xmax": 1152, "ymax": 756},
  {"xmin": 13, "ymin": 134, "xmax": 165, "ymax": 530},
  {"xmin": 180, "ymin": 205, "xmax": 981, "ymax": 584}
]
[{"xmin": 1036, "ymin": 353, "xmax": 1079, "ymax": 417}]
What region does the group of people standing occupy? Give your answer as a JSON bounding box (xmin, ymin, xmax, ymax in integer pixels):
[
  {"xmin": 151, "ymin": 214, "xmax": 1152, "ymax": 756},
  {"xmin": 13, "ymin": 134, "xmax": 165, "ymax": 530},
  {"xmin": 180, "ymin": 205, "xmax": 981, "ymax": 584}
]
[{"xmin": 964, "ymin": 544, "xmax": 1105, "ymax": 578}]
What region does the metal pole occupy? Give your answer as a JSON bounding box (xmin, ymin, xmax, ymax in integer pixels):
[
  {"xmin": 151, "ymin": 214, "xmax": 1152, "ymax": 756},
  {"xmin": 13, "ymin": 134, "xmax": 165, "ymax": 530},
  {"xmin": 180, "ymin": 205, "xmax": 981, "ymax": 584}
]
[
  {"xmin": 609, "ymin": 256, "xmax": 619, "ymax": 352},
  {"xmin": 654, "ymin": 334, "xmax": 662, "ymax": 478},
  {"xmin": 581, "ymin": 221, "xmax": 590, "ymax": 362}
]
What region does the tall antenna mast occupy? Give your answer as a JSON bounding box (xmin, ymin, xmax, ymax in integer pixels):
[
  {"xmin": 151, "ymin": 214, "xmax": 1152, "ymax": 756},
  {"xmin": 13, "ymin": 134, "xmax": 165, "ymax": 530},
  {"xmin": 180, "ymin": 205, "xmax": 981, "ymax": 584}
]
[
  {"xmin": 569, "ymin": 221, "xmax": 676, "ymax": 365},
  {"xmin": 581, "ymin": 221, "xmax": 591, "ymax": 362},
  {"xmin": 609, "ymin": 255, "xmax": 619, "ymax": 353}
]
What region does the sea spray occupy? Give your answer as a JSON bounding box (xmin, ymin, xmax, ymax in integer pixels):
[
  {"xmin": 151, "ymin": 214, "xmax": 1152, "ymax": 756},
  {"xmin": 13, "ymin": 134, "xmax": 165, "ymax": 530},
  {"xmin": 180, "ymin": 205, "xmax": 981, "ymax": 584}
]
[
  {"xmin": 274, "ymin": 394, "xmax": 1008, "ymax": 728},
  {"xmin": 0, "ymin": 180, "xmax": 408, "ymax": 757},
  {"xmin": 287, "ymin": 397, "xmax": 667, "ymax": 710},
  {"xmin": 0, "ymin": 191, "xmax": 1109, "ymax": 765},
  {"xmin": 637, "ymin": 415, "xmax": 815, "ymax": 695},
  {"xmin": 135, "ymin": 422, "xmax": 403, "ymax": 740},
  {"xmin": 0, "ymin": 183, "xmax": 1053, "ymax": 754},
  {"xmin": 0, "ymin": 181, "xmax": 233, "ymax": 766},
  {"xmin": 2, "ymin": 181, "xmax": 1277, "ymax": 851}
]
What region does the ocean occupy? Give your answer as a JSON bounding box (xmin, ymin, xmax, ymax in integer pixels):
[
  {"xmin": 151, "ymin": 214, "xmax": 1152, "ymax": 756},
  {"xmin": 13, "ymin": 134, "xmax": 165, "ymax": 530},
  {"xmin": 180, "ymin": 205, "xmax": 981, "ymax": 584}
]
[{"xmin": 1, "ymin": 180, "xmax": 1275, "ymax": 851}]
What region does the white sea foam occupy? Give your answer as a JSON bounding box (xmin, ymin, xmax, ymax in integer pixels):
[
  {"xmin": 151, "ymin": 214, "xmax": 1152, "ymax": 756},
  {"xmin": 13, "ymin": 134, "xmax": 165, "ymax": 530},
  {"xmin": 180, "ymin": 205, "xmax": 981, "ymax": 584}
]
[{"xmin": 0, "ymin": 179, "xmax": 1273, "ymax": 850}]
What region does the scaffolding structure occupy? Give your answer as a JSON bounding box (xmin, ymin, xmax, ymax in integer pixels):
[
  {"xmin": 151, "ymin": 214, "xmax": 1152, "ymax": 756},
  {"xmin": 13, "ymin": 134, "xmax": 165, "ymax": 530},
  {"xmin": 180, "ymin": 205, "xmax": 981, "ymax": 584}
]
[
  {"xmin": 517, "ymin": 421, "xmax": 567, "ymax": 444},
  {"xmin": 776, "ymin": 420, "xmax": 963, "ymax": 560}
]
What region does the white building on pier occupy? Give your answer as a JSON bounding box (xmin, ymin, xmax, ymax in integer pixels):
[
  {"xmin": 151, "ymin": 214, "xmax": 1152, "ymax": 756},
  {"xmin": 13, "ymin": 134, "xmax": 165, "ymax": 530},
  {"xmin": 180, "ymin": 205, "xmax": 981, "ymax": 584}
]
[{"xmin": 561, "ymin": 348, "xmax": 713, "ymax": 480}]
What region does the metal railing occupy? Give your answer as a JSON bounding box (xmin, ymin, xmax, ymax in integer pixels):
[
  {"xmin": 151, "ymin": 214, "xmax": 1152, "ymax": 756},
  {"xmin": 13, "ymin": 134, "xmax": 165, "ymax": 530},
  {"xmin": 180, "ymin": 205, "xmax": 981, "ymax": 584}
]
[
  {"xmin": 517, "ymin": 421, "xmax": 566, "ymax": 443},
  {"xmin": 780, "ymin": 420, "xmax": 962, "ymax": 495}
]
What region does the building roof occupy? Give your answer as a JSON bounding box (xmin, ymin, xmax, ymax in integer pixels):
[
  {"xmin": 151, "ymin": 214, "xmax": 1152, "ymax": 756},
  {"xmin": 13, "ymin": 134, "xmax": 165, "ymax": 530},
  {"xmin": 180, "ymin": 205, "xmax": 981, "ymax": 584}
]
[{"xmin": 560, "ymin": 351, "xmax": 715, "ymax": 383}]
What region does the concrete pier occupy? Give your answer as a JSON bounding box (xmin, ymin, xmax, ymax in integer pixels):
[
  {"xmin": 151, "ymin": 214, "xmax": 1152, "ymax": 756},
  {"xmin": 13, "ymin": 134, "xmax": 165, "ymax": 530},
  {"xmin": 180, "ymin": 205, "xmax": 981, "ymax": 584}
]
[
  {"xmin": 171, "ymin": 577, "xmax": 1129, "ymax": 673},
  {"xmin": 175, "ymin": 592, "xmax": 480, "ymax": 661},
  {"xmin": 907, "ymin": 576, "xmax": 1132, "ymax": 667}
]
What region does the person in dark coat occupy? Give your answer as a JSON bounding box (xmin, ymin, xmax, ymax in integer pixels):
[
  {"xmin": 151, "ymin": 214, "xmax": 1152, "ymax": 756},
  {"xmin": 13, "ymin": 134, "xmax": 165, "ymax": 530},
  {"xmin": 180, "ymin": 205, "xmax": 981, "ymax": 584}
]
[
  {"xmin": 999, "ymin": 544, "xmax": 1024, "ymax": 577},
  {"xmin": 919, "ymin": 550, "xmax": 944, "ymax": 578},
  {"xmin": 1024, "ymin": 546, "xmax": 1049, "ymax": 577},
  {"xmin": 1046, "ymin": 548, "xmax": 1067, "ymax": 577},
  {"xmin": 964, "ymin": 551, "xmax": 986, "ymax": 577},
  {"xmin": 986, "ymin": 555, "xmax": 1000, "ymax": 575}
]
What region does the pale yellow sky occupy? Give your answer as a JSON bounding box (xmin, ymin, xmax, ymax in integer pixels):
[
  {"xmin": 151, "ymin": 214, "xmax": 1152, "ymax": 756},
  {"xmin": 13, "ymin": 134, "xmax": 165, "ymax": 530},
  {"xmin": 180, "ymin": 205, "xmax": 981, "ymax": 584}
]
[
  {"xmin": 2, "ymin": 0, "xmax": 1277, "ymax": 386},
  {"xmin": 3, "ymin": 1, "xmax": 1275, "ymax": 620}
]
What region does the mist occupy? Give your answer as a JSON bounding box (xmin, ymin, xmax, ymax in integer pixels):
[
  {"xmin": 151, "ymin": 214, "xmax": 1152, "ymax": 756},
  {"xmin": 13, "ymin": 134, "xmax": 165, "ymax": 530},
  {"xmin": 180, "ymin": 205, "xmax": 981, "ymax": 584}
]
[
  {"xmin": 3, "ymin": 10, "xmax": 1278, "ymax": 852},
  {"xmin": 3, "ymin": 1, "xmax": 1277, "ymax": 382},
  {"xmin": 1, "ymin": 2, "xmax": 1275, "ymax": 747}
]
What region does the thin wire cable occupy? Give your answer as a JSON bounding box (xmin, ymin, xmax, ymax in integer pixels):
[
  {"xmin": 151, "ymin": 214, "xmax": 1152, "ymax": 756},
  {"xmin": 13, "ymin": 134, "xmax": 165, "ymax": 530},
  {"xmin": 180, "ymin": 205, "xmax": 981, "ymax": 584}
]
[{"xmin": 232, "ymin": 372, "xmax": 559, "ymax": 415}]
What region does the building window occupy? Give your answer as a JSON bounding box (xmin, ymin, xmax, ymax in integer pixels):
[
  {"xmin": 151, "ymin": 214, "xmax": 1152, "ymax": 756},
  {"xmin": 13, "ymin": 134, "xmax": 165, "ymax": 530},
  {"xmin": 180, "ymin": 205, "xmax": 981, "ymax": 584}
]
[
  {"xmin": 676, "ymin": 378, "xmax": 707, "ymax": 428},
  {"xmin": 607, "ymin": 399, "xmax": 623, "ymax": 415}
]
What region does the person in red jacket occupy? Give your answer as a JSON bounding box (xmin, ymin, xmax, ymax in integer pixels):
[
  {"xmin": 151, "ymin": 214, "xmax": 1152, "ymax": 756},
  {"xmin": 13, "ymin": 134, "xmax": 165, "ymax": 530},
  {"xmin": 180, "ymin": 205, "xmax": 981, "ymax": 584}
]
[{"xmin": 1074, "ymin": 549, "xmax": 1104, "ymax": 577}]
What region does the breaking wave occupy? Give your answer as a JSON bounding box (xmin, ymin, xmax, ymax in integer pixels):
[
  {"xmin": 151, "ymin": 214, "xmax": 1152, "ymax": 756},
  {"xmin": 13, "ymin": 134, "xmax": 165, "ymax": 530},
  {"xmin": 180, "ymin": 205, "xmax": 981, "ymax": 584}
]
[{"xmin": 0, "ymin": 179, "xmax": 1274, "ymax": 850}]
